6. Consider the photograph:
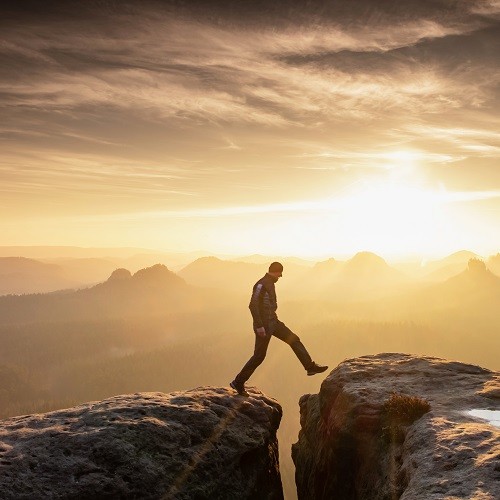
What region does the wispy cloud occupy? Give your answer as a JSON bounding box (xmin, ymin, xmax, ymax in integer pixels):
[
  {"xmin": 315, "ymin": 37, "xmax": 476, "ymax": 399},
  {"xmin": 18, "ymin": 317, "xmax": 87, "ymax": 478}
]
[
  {"xmin": 1, "ymin": 0, "xmax": 499, "ymax": 247},
  {"xmin": 0, "ymin": 151, "xmax": 200, "ymax": 198},
  {"xmin": 292, "ymin": 149, "xmax": 460, "ymax": 166},
  {"xmin": 470, "ymin": 0, "xmax": 500, "ymax": 16},
  {"xmin": 1, "ymin": 6, "xmax": 496, "ymax": 128},
  {"xmin": 403, "ymin": 124, "xmax": 500, "ymax": 157}
]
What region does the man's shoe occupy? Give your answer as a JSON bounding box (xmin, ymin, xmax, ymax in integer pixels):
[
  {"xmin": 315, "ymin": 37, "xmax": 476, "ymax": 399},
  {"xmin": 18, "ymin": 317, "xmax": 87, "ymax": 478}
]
[
  {"xmin": 230, "ymin": 380, "xmax": 249, "ymax": 397},
  {"xmin": 307, "ymin": 362, "xmax": 328, "ymax": 376}
]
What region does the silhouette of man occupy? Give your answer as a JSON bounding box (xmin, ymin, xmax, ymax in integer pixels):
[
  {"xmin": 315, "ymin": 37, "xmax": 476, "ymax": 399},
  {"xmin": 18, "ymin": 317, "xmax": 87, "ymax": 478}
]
[{"xmin": 230, "ymin": 261, "xmax": 328, "ymax": 396}]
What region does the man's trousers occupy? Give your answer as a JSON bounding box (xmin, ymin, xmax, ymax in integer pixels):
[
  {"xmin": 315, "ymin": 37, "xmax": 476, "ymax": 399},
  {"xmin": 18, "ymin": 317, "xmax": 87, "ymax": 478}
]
[{"xmin": 234, "ymin": 320, "xmax": 313, "ymax": 384}]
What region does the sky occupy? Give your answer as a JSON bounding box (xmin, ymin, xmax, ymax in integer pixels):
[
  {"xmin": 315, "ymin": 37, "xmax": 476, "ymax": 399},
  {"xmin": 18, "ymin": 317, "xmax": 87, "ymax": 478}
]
[{"xmin": 1, "ymin": 0, "xmax": 500, "ymax": 259}]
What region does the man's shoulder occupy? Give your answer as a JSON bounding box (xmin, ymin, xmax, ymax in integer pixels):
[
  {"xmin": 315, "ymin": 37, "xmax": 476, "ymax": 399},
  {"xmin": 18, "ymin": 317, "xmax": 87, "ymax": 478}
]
[{"xmin": 253, "ymin": 274, "xmax": 272, "ymax": 288}]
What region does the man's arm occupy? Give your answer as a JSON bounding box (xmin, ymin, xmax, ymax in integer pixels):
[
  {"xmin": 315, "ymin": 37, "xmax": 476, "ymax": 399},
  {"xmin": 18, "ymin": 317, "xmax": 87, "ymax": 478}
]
[{"xmin": 249, "ymin": 282, "xmax": 266, "ymax": 336}]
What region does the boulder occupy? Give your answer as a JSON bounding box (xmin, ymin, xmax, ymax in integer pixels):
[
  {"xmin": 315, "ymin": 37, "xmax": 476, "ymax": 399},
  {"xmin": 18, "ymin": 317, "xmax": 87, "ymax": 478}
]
[
  {"xmin": 0, "ymin": 388, "xmax": 283, "ymax": 499},
  {"xmin": 292, "ymin": 353, "xmax": 499, "ymax": 499}
]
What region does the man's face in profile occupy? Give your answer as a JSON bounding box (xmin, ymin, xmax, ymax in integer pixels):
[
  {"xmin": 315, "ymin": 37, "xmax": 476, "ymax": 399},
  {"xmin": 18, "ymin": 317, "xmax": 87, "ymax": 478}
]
[{"xmin": 269, "ymin": 270, "xmax": 283, "ymax": 281}]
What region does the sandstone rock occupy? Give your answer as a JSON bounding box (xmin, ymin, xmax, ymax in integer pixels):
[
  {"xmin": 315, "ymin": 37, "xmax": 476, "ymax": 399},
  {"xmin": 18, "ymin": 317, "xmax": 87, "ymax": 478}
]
[
  {"xmin": 0, "ymin": 387, "xmax": 283, "ymax": 499},
  {"xmin": 292, "ymin": 353, "xmax": 499, "ymax": 500}
]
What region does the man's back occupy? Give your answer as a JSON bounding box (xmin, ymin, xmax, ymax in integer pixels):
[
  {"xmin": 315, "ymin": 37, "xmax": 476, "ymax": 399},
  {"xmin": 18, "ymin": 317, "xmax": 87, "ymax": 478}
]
[{"xmin": 249, "ymin": 274, "xmax": 278, "ymax": 330}]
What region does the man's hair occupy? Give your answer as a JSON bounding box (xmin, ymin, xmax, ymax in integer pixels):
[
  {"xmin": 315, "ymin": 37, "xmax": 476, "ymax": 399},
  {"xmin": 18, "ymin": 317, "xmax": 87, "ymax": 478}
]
[{"xmin": 269, "ymin": 261, "xmax": 284, "ymax": 272}]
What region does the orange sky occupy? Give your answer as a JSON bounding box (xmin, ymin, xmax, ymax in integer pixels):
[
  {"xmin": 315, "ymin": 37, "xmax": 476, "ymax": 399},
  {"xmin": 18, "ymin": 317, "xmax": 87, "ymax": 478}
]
[{"xmin": 1, "ymin": 1, "xmax": 499, "ymax": 258}]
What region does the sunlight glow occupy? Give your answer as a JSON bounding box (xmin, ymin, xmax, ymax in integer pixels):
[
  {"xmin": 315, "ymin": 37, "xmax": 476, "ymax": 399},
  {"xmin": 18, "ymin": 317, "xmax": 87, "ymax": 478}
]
[
  {"xmin": 342, "ymin": 182, "xmax": 439, "ymax": 224},
  {"xmin": 320, "ymin": 181, "xmax": 446, "ymax": 256}
]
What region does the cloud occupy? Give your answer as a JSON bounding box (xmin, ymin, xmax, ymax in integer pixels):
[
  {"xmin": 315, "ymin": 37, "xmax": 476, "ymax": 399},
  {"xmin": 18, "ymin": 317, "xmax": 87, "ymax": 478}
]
[
  {"xmin": 0, "ymin": 150, "xmax": 200, "ymax": 197},
  {"xmin": 293, "ymin": 149, "xmax": 460, "ymax": 167},
  {"xmin": 1, "ymin": 0, "xmax": 499, "ymax": 217},
  {"xmin": 402, "ymin": 125, "xmax": 500, "ymax": 158},
  {"xmin": 1, "ymin": 3, "xmax": 496, "ymax": 130},
  {"xmin": 470, "ymin": 0, "xmax": 500, "ymax": 17}
]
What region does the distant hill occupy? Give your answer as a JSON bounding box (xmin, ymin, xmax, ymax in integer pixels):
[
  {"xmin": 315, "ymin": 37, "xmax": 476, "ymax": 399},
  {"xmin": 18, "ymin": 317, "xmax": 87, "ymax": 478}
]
[
  {"xmin": 372, "ymin": 258, "xmax": 500, "ymax": 322},
  {"xmin": 283, "ymin": 258, "xmax": 342, "ymax": 297},
  {"xmin": 433, "ymin": 259, "xmax": 500, "ymax": 306},
  {"xmin": 41, "ymin": 257, "xmax": 118, "ymax": 285},
  {"xmin": 178, "ymin": 253, "xmax": 406, "ymax": 302},
  {"xmin": 420, "ymin": 250, "xmax": 482, "ymax": 281},
  {"xmin": 179, "ymin": 256, "xmax": 310, "ymax": 295},
  {"xmin": 439, "ymin": 250, "xmax": 481, "ymax": 265},
  {"xmin": 487, "ymin": 253, "xmax": 500, "ymax": 277},
  {"xmin": 0, "ymin": 246, "xmax": 209, "ymax": 274},
  {"xmin": 0, "ymin": 257, "xmax": 78, "ymax": 295},
  {"xmin": 113, "ymin": 252, "xmax": 208, "ymax": 273},
  {"xmin": 0, "ymin": 249, "xmax": 213, "ymax": 295},
  {"xmin": 319, "ymin": 252, "xmax": 409, "ymax": 300},
  {"xmin": 338, "ymin": 252, "xmax": 403, "ymax": 284},
  {"xmin": 0, "ymin": 264, "xmax": 194, "ymax": 325},
  {"xmin": 0, "ymin": 256, "xmax": 133, "ymax": 295},
  {"xmin": 234, "ymin": 254, "xmax": 316, "ymax": 267},
  {"xmin": 281, "ymin": 252, "xmax": 413, "ymax": 302},
  {"xmin": 179, "ymin": 257, "xmax": 262, "ymax": 292}
]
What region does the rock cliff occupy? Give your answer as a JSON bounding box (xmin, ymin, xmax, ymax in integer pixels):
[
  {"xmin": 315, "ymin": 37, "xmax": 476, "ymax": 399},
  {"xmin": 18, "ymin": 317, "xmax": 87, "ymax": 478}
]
[
  {"xmin": 292, "ymin": 353, "xmax": 500, "ymax": 499},
  {"xmin": 0, "ymin": 388, "xmax": 283, "ymax": 499}
]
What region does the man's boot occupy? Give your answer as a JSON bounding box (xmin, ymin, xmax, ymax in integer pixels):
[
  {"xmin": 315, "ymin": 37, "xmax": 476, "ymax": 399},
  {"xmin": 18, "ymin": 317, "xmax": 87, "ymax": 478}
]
[
  {"xmin": 230, "ymin": 380, "xmax": 249, "ymax": 396},
  {"xmin": 307, "ymin": 362, "xmax": 328, "ymax": 376}
]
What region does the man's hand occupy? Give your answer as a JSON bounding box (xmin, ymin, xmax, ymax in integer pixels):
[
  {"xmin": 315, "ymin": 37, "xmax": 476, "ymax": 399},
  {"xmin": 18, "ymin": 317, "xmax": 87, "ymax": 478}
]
[{"xmin": 256, "ymin": 327, "xmax": 267, "ymax": 337}]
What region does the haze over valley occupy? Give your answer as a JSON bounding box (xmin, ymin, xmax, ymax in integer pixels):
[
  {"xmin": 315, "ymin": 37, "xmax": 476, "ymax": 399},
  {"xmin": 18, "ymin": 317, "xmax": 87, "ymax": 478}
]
[{"xmin": 1, "ymin": 246, "xmax": 498, "ymax": 498}]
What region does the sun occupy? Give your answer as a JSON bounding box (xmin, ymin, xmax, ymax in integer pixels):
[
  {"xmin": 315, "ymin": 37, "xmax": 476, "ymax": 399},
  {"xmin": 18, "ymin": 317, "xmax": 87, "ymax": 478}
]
[
  {"xmin": 336, "ymin": 180, "xmax": 445, "ymax": 256},
  {"xmin": 247, "ymin": 177, "xmax": 451, "ymax": 259},
  {"xmin": 346, "ymin": 182, "xmax": 438, "ymax": 223}
]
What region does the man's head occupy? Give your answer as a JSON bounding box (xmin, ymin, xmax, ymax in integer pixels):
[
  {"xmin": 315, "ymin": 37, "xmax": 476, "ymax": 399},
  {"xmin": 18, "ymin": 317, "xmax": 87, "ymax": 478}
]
[{"xmin": 268, "ymin": 261, "xmax": 283, "ymax": 280}]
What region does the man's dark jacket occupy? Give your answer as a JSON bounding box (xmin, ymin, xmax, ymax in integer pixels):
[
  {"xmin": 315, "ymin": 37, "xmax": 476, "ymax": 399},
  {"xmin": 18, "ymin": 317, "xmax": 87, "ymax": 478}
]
[{"xmin": 249, "ymin": 273, "xmax": 279, "ymax": 332}]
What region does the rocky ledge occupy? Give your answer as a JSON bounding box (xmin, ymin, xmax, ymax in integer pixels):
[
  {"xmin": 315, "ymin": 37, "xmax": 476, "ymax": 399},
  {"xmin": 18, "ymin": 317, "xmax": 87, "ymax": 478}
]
[
  {"xmin": 292, "ymin": 353, "xmax": 500, "ymax": 500},
  {"xmin": 0, "ymin": 387, "xmax": 283, "ymax": 499}
]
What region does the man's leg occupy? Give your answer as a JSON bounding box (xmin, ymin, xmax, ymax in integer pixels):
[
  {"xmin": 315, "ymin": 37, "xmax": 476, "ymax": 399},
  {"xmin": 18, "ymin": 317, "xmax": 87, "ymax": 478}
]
[
  {"xmin": 272, "ymin": 321, "xmax": 313, "ymax": 370},
  {"xmin": 234, "ymin": 331, "xmax": 272, "ymax": 385}
]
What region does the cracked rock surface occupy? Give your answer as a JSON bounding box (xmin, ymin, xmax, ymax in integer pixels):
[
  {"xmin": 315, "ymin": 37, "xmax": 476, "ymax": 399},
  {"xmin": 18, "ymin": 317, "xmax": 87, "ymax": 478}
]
[{"xmin": 0, "ymin": 387, "xmax": 283, "ymax": 499}]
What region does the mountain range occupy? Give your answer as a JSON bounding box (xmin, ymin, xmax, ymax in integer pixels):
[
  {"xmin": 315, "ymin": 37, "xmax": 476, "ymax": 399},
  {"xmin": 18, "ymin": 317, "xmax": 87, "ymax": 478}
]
[
  {"xmin": 2, "ymin": 253, "xmax": 498, "ymax": 329},
  {"xmin": 1, "ymin": 248, "xmax": 499, "ymax": 303},
  {"xmin": 0, "ymin": 264, "xmax": 194, "ymax": 326}
]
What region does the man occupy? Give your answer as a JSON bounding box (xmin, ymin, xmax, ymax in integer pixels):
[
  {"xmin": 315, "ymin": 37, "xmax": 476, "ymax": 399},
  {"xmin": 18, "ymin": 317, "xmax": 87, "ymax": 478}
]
[{"xmin": 230, "ymin": 261, "xmax": 328, "ymax": 396}]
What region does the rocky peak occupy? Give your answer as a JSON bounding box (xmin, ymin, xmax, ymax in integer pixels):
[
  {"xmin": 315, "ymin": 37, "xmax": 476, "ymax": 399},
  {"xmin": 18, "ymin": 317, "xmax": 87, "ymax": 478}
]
[
  {"xmin": 444, "ymin": 257, "xmax": 500, "ymax": 295},
  {"xmin": 467, "ymin": 257, "xmax": 487, "ymax": 274},
  {"xmin": 446, "ymin": 250, "xmax": 480, "ymax": 264},
  {"xmin": 0, "ymin": 388, "xmax": 283, "ymax": 499},
  {"xmin": 132, "ymin": 264, "xmax": 184, "ymax": 285},
  {"xmin": 292, "ymin": 353, "xmax": 499, "ymax": 500},
  {"xmin": 107, "ymin": 268, "xmax": 132, "ymax": 282},
  {"xmin": 347, "ymin": 251, "xmax": 387, "ymax": 268},
  {"xmin": 340, "ymin": 252, "xmax": 400, "ymax": 282}
]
